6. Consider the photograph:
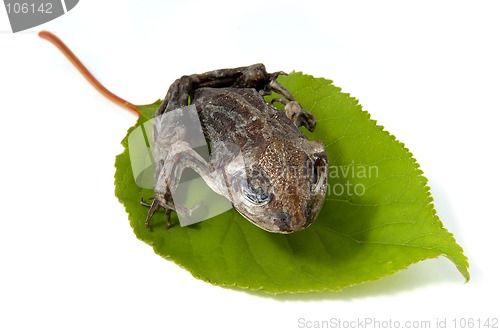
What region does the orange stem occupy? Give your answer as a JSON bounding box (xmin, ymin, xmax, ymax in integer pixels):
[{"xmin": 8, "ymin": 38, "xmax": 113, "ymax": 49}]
[{"xmin": 38, "ymin": 31, "xmax": 140, "ymax": 117}]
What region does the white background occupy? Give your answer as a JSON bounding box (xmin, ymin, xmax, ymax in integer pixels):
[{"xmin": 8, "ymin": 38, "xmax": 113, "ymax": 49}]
[{"xmin": 1, "ymin": 1, "xmax": 499, "ymax": 331}]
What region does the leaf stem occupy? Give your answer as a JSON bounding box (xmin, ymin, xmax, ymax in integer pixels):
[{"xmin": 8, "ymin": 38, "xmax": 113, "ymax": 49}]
[{"xmin": 38, "ymin": 31, "xmax": 141, "ymax": 117}]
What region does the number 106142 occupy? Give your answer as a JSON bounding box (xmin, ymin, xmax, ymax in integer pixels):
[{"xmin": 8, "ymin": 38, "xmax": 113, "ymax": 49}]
[{"xmin": 5, "ymin": 2, "xmax": 53, "ymax": 14}]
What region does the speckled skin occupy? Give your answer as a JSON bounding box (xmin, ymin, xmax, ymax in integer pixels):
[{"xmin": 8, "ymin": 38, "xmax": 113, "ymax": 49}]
[{"xmin": 146, "ymin": 64, "xmax": 328, "ymax": 233}]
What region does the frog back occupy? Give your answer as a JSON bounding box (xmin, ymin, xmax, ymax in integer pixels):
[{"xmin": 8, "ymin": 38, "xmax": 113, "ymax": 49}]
[{"xmin": 192, "ymin": 87, "xmax": 306, "ymax": 151}]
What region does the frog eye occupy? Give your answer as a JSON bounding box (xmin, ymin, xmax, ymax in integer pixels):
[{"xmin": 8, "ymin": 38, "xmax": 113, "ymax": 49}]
[{"xmin": 241, "ymin": 179, "xmax": 272, "ymax": 205}]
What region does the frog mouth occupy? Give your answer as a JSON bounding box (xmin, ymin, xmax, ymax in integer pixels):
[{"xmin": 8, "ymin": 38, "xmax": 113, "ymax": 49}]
[{"xmin": 234, "ymin": 205, "xmax": 298, "ymax": 234}]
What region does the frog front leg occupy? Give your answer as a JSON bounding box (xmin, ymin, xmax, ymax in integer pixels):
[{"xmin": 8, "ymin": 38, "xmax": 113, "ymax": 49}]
[{"xmin": 146, "ymin": 141, "xmax": 228, "ymax": 230}]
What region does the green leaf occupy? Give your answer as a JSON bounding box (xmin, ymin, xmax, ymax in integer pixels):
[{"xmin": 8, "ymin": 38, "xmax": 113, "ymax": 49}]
[{"xmin": 114, "ymin": 72, "xmax": 469, "ymax": 293}]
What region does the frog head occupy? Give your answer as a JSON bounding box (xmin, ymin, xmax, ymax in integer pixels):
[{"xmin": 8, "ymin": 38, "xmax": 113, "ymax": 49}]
[{"xmin": 230, "ymin": 138, "xmax": 328, "ymax": 233}]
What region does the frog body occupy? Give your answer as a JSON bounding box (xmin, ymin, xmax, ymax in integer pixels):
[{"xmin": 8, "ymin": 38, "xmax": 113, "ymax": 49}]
[{"xmin": 146, "ymin": 64, "xmax": 328, "ymax": 233}]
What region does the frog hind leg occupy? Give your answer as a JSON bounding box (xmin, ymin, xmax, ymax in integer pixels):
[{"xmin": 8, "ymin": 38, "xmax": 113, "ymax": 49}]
[
  {"xmin": 156, "ymin": 63, "xmax": 316, "ymax": 131},
  {"xmin": 156, "ymin": 64, "xmax": 279, "ymax": 115}
]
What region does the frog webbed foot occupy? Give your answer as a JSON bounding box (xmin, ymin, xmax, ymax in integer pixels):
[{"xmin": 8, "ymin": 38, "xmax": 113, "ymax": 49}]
[
  {"xmin": 284, "ymin": 100, "xmax": 317, "ymax": 132},
  {"xmin": 266, "ymin": 79, "xmax": 317, "ymax": 132},
  {"xmin": 141, "ymin": 196, "xmax": 173, "ymax": 231},
  {"xmin": 270, "ymin": 97, "xmax": 317, "ymax": 132}
]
